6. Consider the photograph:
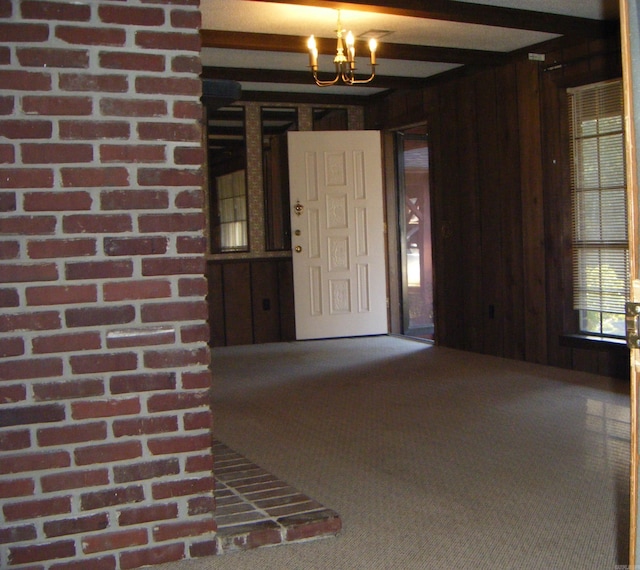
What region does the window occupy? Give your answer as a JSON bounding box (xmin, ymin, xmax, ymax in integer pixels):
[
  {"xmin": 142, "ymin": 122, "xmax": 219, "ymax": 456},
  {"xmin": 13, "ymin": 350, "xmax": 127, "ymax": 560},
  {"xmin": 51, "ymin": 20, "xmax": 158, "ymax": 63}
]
[
  {"xmin": 569, "ymin": 79, "xmax": 628, "ymax": 337},
  {"xmin": 216, "ymin": 170, "xmax": 248, "ymax": 252}
]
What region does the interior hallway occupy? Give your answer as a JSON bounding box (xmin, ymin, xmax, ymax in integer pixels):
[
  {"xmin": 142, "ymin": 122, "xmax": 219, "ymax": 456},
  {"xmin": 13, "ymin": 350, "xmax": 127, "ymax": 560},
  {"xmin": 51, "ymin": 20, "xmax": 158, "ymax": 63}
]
[{"xmin": 160, "ymin": 336, "xmax": 630, "ymax": 569}]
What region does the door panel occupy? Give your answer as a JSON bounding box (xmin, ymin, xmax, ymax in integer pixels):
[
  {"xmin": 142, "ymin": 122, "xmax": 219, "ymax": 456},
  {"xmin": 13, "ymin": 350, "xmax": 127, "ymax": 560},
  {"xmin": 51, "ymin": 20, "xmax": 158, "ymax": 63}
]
[{"xmin": 288, "ymin": 131, "xmax": 388, "ymax": 340}]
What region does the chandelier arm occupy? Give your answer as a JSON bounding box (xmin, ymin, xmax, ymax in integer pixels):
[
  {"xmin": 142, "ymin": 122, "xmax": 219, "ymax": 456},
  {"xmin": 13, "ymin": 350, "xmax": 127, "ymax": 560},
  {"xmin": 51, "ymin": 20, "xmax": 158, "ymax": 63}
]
[{"xmin": 312, "ymin": 68, "xmax": 341, "ymax": 87}]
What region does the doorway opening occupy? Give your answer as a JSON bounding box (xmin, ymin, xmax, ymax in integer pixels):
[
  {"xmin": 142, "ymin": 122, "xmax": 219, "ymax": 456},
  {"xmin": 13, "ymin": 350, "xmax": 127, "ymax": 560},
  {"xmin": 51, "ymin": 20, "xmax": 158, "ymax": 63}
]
[{"xmin": 397, "ymin": 125, "xmax": 434, "ymax": 340}]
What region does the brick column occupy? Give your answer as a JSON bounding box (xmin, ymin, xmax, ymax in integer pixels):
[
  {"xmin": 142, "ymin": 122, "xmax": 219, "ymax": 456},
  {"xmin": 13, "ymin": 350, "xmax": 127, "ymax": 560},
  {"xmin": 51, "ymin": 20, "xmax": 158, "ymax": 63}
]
[{"xmin": 0, "ymin": 1, "xmax": 215, "ymax": 568}]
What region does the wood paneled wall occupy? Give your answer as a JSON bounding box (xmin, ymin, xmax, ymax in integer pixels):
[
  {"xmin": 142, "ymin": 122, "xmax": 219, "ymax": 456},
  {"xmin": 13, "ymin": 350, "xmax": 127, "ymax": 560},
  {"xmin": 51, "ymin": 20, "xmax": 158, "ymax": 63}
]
[
  {"xmin": 366, "ymin": 34, "xmax": 629, "ymax": 378},
  {"xmin": 207, "ymin": 258, "xmax": 295, "ymax": 346}
]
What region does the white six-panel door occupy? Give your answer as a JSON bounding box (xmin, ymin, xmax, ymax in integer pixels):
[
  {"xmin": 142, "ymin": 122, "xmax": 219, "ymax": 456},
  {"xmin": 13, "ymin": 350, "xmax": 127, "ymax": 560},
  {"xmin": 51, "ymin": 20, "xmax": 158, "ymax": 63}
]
[{"xmin": 287, "ymin": 131, "xmax": 388, "ymax": 340}]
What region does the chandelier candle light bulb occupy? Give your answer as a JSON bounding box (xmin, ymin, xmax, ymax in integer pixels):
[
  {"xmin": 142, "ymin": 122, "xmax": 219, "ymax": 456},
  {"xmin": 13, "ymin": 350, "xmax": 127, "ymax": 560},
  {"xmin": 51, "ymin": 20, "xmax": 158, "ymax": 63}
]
[{"xmin": 307, "ymin": 10, "xmax": 378, "ymax": 86}]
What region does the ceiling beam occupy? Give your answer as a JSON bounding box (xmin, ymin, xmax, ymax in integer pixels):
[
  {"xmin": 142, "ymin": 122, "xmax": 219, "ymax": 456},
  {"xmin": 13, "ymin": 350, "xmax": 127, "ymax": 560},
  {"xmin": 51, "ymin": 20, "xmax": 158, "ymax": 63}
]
[
  {"xmin": 201, "ymin": 65, "xmax": 433, "ymax": 91},
  {"xmin": 200, "ymin": 30, "xmax": 509, "ymax": 66},
  {"xmin": 245, "ymin": 0, "xmax": 615, "ymax": 37}
]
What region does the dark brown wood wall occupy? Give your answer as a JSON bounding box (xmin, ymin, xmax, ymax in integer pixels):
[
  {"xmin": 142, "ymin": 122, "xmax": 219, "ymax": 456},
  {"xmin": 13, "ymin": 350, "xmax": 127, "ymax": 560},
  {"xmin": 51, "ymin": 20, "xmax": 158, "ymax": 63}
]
[{"xmin": 366, "ymin": 34, "xmax": 629, "ymax": 378}]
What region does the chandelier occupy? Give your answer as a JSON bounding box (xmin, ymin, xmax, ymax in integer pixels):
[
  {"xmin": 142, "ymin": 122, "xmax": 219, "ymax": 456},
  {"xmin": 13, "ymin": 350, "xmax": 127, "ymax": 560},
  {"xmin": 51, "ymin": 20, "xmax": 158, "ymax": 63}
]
[{"xmin": 307, "ymin": 11, "xmax": 378, "ymax": 87}]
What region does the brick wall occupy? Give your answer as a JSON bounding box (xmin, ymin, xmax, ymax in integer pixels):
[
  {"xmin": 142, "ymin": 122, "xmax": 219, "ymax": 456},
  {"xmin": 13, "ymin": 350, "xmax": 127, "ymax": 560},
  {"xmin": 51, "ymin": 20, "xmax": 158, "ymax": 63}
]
[{"xmin": 0, "ymin": 1, "xmax": 215, "ymax": 568}]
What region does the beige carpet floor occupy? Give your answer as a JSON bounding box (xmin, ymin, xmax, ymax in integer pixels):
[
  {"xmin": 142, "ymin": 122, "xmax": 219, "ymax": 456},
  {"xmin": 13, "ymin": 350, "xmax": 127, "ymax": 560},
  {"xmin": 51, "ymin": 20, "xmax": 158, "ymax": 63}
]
[{"xmin": 158, "ymin": 335, "xmax": 630, "ymax": 570}]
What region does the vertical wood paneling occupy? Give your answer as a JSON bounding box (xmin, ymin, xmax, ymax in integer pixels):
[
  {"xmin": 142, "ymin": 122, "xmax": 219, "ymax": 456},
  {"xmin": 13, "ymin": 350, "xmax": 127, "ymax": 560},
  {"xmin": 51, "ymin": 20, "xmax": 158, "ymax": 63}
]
[
  {"xmin": 516, "ymin": 60, "xmax": 548, "ymax": 364},
  {"xmin": 251, "ymin": 261, "xmax": 281, "ymax": 343},
  {"xmin": 207, "ymin": 262, "xmax": 225, "ymax": 346},
  {"xmin": 223, "ymin": 262, "xmax": 253, "ymax": 346}
]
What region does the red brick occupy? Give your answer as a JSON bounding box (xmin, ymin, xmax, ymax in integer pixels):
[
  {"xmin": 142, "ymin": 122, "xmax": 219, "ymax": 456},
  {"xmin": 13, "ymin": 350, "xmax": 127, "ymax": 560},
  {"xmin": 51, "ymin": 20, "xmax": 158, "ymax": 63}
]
[
  {"xmin": 0, "ymin": 287, "xmax": 19, "ymax": 307},
  {"xmin": 177, "ymin": 188, "xmax": 204, "ymax": 208},
  {"xmin": 100, "ymin": 189, "xmax": 168, "ymax": 210},
  {"xmin": 81, "ymin": 485, "xmax": 144, "ymax": 511},
  {"xmin": 138, "ymin": 121, "xmax": 201, "ymax": 142},
  {"xmin": 28, "ymin": 238, "xmax": 96, "ymax": 259},
  {"xmin": 65, "ymin": 259, "xmax": 133, "ymax": 280},
  {"xmin": 99, "ymin": 5, "xmax": 164, "ymax": 26},
  {"xmin": 113, "ymin": 458, "xmax": 180, "ymax": 483},
  {"xmin": 34, "ymin": 379, "xmax": 104, "ymax": 401},
  {"xmin": 59, "ymin": 120, "xmax": 129, "ymax": 140},
  {"xmin": 147, "ymin": 390, "xmax": 209, "ymax": 413},
  {"xmin": 185, "ymin": 454, "xmax": 213, "ymax": 473},
  {"xmin": 0, "ymin": 96, "xmax": 14, "ymax": 115},
  {"xmin": 144, "ymin": 346, "xmax": 209, "ymax": 369},
  {"xmin": 75, "ymin": 440, "xmax": 142, "ymax": 466},
  {"xmin": 21, "ymin": 0, "xmax": 91, "ymax": 21},
  {"xmin": 174, "ymin": 147, "xmax": 203, "ymax": 165},
  {"xmin": 41, "ymin": 468, "xmax": 109, "ymax": 493},
  {"xmin": 0, "ymin": 358, "xmax": 64, "ymax": 381},
  {"xmin": 120, "ymin": 543, "xmax": 184, "ymax": 570},
  {"xmin": 0, "ymin": 478, "xmax": 34, "ymax": 499},
  {"xmin": 71, "ymin": 397, "xmax": 140, "ymax": 419},
  {"xmin": 106, "ymin": 326, "xmax": 175, "ymax": 348},
  {"xmin": 181, "ymin": 370, "xmax": 212, "ymax": 390},
  {"xmin": 152, "ymin": 476, "xmax": 214, "ymax": 500},
  {"xmin": 3, "ymin": 495, "xmax": 71, "ymax": 521},
  {"xmin": 184, "ymin": 410, "xmax": 212, "ymax": 431},
  {"xmin": 153, "ymin": 518, "xmax": 215, "ymax": 542},
  {"xmin": 63, "ymin": 213, "xmax": 132, "ymax": 234},
  {"xmin": 0, "ymin": 337, "xmax": 24, "ymax": 357},
  {"xmin": 148, "ymin": 433, "xmax": 211, "ymax": 456},
  {"xmin": 38, "ymin": 421, "xmax": 107, "ymax": 447},
  {"xmin": 8, "ymin": 540, "xmax": 75, "ymax": 565},
  {"xmin": 44, "ymin": 513, "xmax": 109, "ymax": 538},
  {"xmin": 0, "ymin": 22, "xmax": 49, "ymax": 42},
  {"xmin": 0, "ymin": 524, "xmax": 37, "ymax": 545},
  {"xmin": 0, "ymin": 169, "xmax": 54, "ymax": 189},
  {"xmin": 100, "ymin": 144, "xmax": 165, "ymax": 163},
  {"xmin": 0, "ymin": 383, "xmax": 26, "ymax": 404},
  {"xmin": 104, "ymin": 236, "xmax": 167, "ymax": 257},
  {"xmin": 173, "ymin": 100, "xmax": 202, "ymax": 119},
  {"xmin": 0, "ymin": 311, "xmax": 61, "ymax": 333},
  {"xmin": 61, "ymin": 167, "xmax": 129, "ymax": 187},
  {"xmin": 0, "ymin": 262, "xmax": 58, "ymax": 282},
  {"xmin": 284, "ymin": 514, "xmax": 342, "ymax": 541},
  {"xmin": 112, "ymin": 415, "xmax": 179, "ymax": 438},
  {"xmin": 110, "ymin": 372, "xmax": 176, "ymax": 394},
  {"xmin": 135, "ymin": 76, "xmax": 200, "ymax": 96},
  {"xmin": 142, "ymin": 256, "xmax": 205, "ymax": 276},
  {"xmin": 56, "ymin": 26, "xmax": 126, "ymax": 47},
  {"xmin": 136, "ymin": 30, "xmax": 200, "ymax": 51},
  {"xmin": 83, "ymin": 528, "xmax": 148, "ymax": 554},
  {"xmin": 22, "ymin": 96, "xmax": 92, "ymax": 116},
  {"xmin": 0, "ymin": 119, "xmax": 52, "ymax": 139},
  {"xmin": 65, "ymin": 305, "xmax": 135, "ymax": 328},
  {"xmin": 100, "ymin": 97, "xmax": 167, "ymax": 117},
  {"xmin": 32, "ymin": 331, "xmax": 101, "ymax": 354},
  {"xmin": 141, "ymin": 300, "xmax": 206, "ymax": 323},
  {"xmin": 171, "ymin": 10, "xmax": 201, "ymax": 30},
  {"xmin": 0, "ymin": 191, "xmax": 16, "ymax": 211},
  {"xmin": 138, "ymin": 168, "xmax": 202, "ymax": 188},
  {"xmin": 0, "ymin": 450, "xmax": 70, "ymax": 475},
  {"xmin": 178, "ymin": 277, "xmax": 208, "ymax": 297},
  {"xmin": 118, "ymin": 503, "xmax": 178, "ymax": 527},
  {"xmin": 99, "ymin": 51, "xmax": 165, "ymax": 72},
  {"xmin": 0, "ymin": 143, "xmax": 15, "ymax": 164},
  {"xmin": 1, "ymin": 69, "xmax": 51, "ymax": 91},
  {"xmin": 0, "ymin": 215, "xmax": 57, "ymax": 236},
  {"xmin": 0, "ymin": 429, "xmax": 30, "ymax": 451},
  {"xmin": 24, "ymin": 190, "xmax": 92, "ymax": 210},
  {"xmin": 0, "ymin": 403, "xmax": 65, "ymax": 427},
  {"xmin": 60, "ymin": 73, "xmax": 128, "ymax": 93},
  {"xmin": 26, "ymin": 284, "xmax": 97, "ymax": 306},
  {"xmin": 17, "ymin": 48, "xmax": 89, "ymax": 69},
  {"xmin": 69, "ymin": 352, "xmax": 138, "ymax": 374},
  {"xmin": 22, "ymin": 144, "xmax": 93, "ymax": 164},
  {"xmin": 190, "ymin": 540, "xmax": 218, "ymax": 558},
  {"xmin": 187, "ymin": 495, "xmax": 215, "ymax": 516}
]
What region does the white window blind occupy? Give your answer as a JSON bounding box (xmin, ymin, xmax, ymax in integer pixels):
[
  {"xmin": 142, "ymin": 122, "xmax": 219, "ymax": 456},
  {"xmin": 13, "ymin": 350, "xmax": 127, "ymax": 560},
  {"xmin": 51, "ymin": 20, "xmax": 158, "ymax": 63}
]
[
  {"xmin": 216, "ymin": 170, "xmax": 248, "ymax": 251},
  {"xmin": 568, "ymin": 79, "xmax": 628, "ymax": 336}
]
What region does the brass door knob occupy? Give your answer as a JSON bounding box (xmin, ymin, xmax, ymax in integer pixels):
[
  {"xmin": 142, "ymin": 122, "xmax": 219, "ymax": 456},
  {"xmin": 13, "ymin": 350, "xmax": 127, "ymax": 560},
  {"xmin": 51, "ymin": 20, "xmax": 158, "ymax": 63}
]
[{"xmin": 295, "ymin": 245, "xmax": 302, "ymax": 253}]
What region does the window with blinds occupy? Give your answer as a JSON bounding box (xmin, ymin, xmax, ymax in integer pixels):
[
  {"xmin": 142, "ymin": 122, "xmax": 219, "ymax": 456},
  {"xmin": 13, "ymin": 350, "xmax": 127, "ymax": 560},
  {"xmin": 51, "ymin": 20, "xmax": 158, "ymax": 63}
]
[{"xmin": 568, "ymin": 79, "xmax": 628, "ymax": 337}]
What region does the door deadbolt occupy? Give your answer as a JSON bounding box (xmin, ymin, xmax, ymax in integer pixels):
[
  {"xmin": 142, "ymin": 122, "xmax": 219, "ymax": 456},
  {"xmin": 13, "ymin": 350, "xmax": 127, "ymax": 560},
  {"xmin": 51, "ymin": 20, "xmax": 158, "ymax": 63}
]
[{"xmin": 294, "ymin": 229, "xmax": 301, "ymax": 236}]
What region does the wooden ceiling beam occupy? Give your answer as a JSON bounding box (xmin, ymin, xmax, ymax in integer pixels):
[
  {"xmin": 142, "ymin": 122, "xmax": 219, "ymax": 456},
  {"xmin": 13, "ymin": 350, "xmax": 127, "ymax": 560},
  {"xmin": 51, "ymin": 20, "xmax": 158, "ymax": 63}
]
[
  {"xmin": 244, "ymin": 0, "xmax": 615, "ymax": 37},
  {"xmin": 200, "ymin": 30, "xmax": 509, "ymax": 66},
  {"xmin": 201, "ymin": 65, "xmax": 435, "ymax": 91}
]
